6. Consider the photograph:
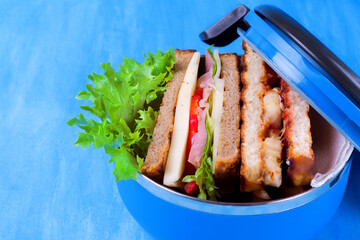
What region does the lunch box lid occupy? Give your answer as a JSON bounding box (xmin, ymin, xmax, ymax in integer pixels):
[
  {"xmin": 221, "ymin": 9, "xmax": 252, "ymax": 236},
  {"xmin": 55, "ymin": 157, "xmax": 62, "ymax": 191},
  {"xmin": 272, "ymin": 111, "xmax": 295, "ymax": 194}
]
[{"xmin": 200, "ymin": 5, "xmax": 360, "ymax": 151}]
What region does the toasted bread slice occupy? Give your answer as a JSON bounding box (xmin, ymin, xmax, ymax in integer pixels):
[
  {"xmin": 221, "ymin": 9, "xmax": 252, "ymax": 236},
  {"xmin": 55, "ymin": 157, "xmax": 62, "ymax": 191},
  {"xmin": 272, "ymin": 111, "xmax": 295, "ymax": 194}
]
[
  {"xmin": 141, "ymin": 50, "xmax": 196, "ymax": 183},
  {"xmin": 281, "ymin": 79, "xmax": 314, "ymax": 186},
  {"xmin": 213, "ymin": 53, "xmax": 241, "ymax": 190},
  {"xmin": 240, "ymin": 42, "xmax": 266, "ymax": 192}
]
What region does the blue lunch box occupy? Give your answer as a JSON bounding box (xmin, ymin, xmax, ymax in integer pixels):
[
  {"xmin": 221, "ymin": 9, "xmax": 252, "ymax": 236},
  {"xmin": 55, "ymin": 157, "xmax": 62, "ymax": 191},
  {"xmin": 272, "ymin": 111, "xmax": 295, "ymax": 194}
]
[{"xmin": 117, "ymin": 5, "xmax": 360, "ymax": 240}]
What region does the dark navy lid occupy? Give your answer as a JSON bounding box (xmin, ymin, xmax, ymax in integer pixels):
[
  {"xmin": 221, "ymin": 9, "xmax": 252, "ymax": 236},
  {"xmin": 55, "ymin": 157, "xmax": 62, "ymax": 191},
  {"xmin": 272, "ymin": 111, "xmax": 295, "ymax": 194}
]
[{"xmin": 200, "ymin": 5, "xmax": 360, "ymax": 151}]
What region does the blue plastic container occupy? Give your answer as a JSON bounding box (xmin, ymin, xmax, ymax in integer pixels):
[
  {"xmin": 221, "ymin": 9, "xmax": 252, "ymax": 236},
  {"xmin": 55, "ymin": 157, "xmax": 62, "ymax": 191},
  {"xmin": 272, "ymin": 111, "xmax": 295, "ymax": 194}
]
[
  {"xmin": 237, "ymin": 9, "xmax": 360, "ymax": 151},
  {"xmin": 118, "ymin": 155, "xmax": 352, "ymax": 240},
  {"xmin": 117, "ymin": 5, "xmax": 359, "ymax": 240}
]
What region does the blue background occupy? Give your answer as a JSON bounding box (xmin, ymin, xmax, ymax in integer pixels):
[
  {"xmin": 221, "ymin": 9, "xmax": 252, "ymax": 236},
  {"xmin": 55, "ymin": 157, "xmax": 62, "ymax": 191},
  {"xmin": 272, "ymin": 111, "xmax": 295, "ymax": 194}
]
[{"xmin": 1, "ymin": 0, "xmax": 359, "ymax": 239}]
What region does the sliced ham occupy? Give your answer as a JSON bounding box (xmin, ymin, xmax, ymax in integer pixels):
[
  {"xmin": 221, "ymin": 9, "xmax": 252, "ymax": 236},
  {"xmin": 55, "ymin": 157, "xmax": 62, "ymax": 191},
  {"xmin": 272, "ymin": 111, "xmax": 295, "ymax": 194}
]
[
  {"xmin": 188, "ymin": 105, "xmax": 209, "ymax": 168},
  {"xmin": 188, "ymin": 50, "xmax": 215, "ymax": 169}
]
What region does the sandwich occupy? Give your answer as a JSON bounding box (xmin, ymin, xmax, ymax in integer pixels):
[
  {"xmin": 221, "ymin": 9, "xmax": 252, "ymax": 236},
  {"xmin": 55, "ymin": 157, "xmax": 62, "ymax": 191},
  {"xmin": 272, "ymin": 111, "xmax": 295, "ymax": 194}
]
[
  {"xmin": 140, "ymin": 49, "xmax": 197, "ymax": 183},
  {"xmin": 281, "ymin": 79, "xmax": 314, "ymax": 186},
  {"xmin": 69, "ymin": 43, "xmax": 315, "ymax": 201},
  {"xmin": 141, "ymin": 48, "xmax": 241, "ymax": 199},
  {"xmin": 240, "ymin": 42, "xmax": 314, "ymax": 197}
]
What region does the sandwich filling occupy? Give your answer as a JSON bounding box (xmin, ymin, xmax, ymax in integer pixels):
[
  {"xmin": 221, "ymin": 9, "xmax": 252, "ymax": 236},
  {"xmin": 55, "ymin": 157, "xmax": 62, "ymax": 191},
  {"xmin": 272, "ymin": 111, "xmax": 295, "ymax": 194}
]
[
  {"xmin": 182, "ymin": 48, "xmax": 223, "ymax": 200},
  {"xmin": 187, "ymin": 49, "xmax": 222, "ymax": 169},
  {"xmin": 262, "ymin": 88, "xmax": 283, "ymax": 188},
  {"xmin": 187, "ymin": 51, "xmax": 215, "ymax": 169}
]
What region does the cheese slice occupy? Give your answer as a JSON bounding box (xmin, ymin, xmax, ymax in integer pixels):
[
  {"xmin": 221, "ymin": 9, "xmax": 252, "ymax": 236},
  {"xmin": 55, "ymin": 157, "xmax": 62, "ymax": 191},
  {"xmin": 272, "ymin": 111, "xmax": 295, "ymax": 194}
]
[
  {"xmin": 211, "ymin": 49, "xmax": 224, "ymax": 173},
  {"xmin": 163, "ymin": 52, "xmax": 201, "ymax": 187}
]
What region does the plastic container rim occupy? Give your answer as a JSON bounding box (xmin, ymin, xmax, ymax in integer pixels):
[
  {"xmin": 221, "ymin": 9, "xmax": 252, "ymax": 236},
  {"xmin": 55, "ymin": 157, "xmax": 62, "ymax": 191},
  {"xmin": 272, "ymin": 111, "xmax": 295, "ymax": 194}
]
[{"xmin": 128, "ymin": 153, "xmax": 353, "ymax": 216}]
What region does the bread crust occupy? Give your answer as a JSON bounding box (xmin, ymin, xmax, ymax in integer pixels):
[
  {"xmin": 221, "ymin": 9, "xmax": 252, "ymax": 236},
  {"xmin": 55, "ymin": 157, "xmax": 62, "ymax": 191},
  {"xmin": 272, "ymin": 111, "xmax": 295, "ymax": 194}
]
[
  {"xmin": 214, "ymin": 53, "xmax": 241, "ymax": 191},
  {"xmin": 240, "ymin": 42, "xmax": 266, "ymax": 192},
  {"xmin": 141, "ymin": 49, "xmax": 196, "ymax": 183},
  {"xmin": 281, "ymin": 79, "xmax": 314, "ymax": 186}
]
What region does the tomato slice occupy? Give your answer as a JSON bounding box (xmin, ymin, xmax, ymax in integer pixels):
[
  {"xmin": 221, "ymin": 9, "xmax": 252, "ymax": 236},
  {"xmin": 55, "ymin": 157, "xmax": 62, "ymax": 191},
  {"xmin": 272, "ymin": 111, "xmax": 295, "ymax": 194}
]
[
  {"xmin": 194, "ymin": 88, "xmax": 203, "ymax": 97},
  {"xmin": 183, "ymin": 92, "xmax": 202, "ymax": 176},
  {"xmin": 184, "ymin": 181, "xmax": 199, "ymax": 195}
]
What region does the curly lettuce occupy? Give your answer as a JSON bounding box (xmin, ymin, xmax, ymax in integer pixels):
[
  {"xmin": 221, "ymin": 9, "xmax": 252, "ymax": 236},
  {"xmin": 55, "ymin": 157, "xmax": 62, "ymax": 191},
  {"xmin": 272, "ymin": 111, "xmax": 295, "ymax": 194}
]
[{"xmin": 67, "ymin": 49, "xmax": 176, "ymax": 181}]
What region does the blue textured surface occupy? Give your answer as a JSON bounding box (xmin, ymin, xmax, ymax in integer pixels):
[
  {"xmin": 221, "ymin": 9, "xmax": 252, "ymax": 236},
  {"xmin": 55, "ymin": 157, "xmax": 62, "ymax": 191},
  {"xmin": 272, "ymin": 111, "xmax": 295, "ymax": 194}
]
[{"xmin": 1, "ymin": 0, "xmax": 359, "ymax": 239}]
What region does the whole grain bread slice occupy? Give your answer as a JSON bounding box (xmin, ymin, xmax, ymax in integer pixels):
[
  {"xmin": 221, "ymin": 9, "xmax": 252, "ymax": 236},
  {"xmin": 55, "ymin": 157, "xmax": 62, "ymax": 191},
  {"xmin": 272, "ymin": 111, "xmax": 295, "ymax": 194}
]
[
  {"xmin": 141, "ymin": 49, "xmax": 196, "ymax": 183},
  {"xmin": 214, "ymin": 53, "xmax": 241, "ymax": 190}
]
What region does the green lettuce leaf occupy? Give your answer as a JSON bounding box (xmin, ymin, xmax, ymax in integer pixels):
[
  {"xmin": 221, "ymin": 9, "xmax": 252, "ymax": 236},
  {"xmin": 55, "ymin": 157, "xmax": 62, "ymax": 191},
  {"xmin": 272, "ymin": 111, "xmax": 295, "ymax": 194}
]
[
  {"xmin": 207, "ymin": 45, "xmax": 217, "ymax": 78},
  {"xmin": 68, "ymin": 49, "xmax": 176, "ymax": 181}
]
